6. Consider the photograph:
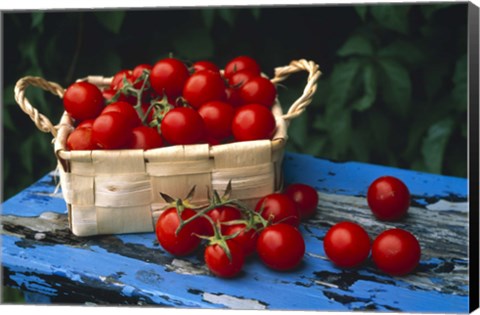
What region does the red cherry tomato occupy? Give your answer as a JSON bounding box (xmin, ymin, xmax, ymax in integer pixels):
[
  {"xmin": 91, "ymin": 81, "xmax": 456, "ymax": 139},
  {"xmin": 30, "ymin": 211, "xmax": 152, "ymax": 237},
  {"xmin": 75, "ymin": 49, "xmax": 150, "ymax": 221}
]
[
  {"xmin": 372, "ymin": 228, "xmax": 421, "ymax": 276},
  {"xmin": 150, "ymin": 58, "xmax": 190, "ymax": 99},
  {"xmin": 239, "ymin": 76, "xmax": 277, "ymax": 108},
  {"xmin": 66, "ymin": 127, "xmax": 98, "ymax": 150},
  {"xmin": 77, "ymin": 119, "xmax": 95, "ymax": 129},
  {"xmin": 155, "ymin": 207, "xmax": 205, "ymax": 256},
  {"xmin": 132, "ymin": 64, "xmax": 152, "ymax": 89},
  {"xmin": 225, "ymin": 223, "xmax": 258, "ymax": 257},
  {"xmin": 129, "ymin": 126, "xmax": 163, "ymax": 150},
  {"xmin": 255, "ymin": 193, "xmax": 300, "ymax": 227},
  {"xmin": 198, "ymin": 101, "xmax": 235, "ymax": 141},
  {"xmin": 204, "ymin": 239, "xmax": 245, "ymax": 278},
  {"xmin": 224, "ymin": 56, "xmax": 261, "ymax": 79},
  {"xmin": 182, "ymin": 70, "xmax": 227, "ymax": 109},
  {"xmin": 160, "ymin": 107, "xmax": 206, "ymax": 145},
  {"xmin": 92, "ymin": 112, "xmax": 133, "ymax": 149},
  {"xmin": 205, "ymin": 206, "xmax": 243, "ymax": 236},
  {"xmin": 367, "ymin": 176, "xmax": 410, "ymax": 221},
  {"xmin": 193, "ymin": 61, "xmax": 220, "ymax": 73},
  {"xmin": 63, "ymin": 82, "xmax": 104, "ymax": 121},
  {"xmin": 284, "ymin": 183, "xmax": 319, "ymax": 219},
  {"xmin": 323, "ymin": 222, "xmax": 371, "ymax": 268},
  {"xmin": 225, "ymin": 87, "xmax": 243, "ymax": 108},
  {"xmin": 101, "ymin": 101, "xmax": 141, "ymax": 129},
  {"xmin": 227, "ymin": 69, "xmax": 259, "ymax": 88},
  {"xmin": 232, "ymin": 104, "xmax": 276, "ymax": 142},
  {"xmin": 256, "ymin": 223, "xmax": 305, "ymax": 271},
  {"xmin": 110, "ymin": 69, "xmax": 134, "ymax": 90}
]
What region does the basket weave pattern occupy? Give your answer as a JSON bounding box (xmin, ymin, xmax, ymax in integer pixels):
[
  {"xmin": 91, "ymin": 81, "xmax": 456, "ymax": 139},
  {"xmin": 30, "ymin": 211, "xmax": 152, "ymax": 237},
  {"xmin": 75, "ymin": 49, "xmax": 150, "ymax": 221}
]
[{"xmin": 14, "ymin": 59, "xmax": 320, "ymax": 237}]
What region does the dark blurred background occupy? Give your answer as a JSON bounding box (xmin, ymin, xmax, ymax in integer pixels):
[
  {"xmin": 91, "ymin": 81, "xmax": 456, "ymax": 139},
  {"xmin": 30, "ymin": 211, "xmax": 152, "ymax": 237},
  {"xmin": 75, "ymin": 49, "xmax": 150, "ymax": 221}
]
[{"xmin": 3, "ymin": 4, "xmax": 468, "ymax": 201}]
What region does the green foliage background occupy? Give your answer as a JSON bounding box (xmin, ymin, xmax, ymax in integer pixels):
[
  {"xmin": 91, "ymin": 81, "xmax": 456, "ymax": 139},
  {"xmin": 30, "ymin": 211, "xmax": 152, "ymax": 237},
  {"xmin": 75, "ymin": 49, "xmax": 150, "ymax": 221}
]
[{"xmin": 3, "ymin": 4, "xmax": 468, "ymax": 201}]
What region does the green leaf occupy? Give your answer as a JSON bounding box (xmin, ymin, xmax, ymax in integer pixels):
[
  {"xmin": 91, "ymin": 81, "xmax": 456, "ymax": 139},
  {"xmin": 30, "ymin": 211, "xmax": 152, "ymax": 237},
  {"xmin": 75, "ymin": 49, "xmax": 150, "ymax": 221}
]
[
  {"xmin": 201, "ymin": 9, "xmax": 215, "ymax": 30},
  {"xmin": 3, "ymin": 107, "xmax": 16, "ymax": 131},
  {"xmin": 326, "ymin": 108, "xmax": 352, "ymax": 158},
  {"xmin": 288, "ymin": 112, "xmax": 309, "ymax": 149},
  {"xmin": 173, "ymin": 28, "xmax": 214, "ymax": 60},
  {"xmin": 378, "ymin": 40, "xmax": 426, "ymax": 66},
  {"xmin": 354, "ymin": 6, "xmax": 368, "ymax": 21},
  {"xmin": 337, "ymin": 35, "xmax": 374, "ymax": 57},
  {"xmin": 251, "ymin": 8, "xmax": 261, "ymax": 20},
  {"xmin": 424, "ymin": 62, "xmax": 449, "ymax": 102},
  {"xmin": 371, "ymin": 5, "xmax": 410, "ymax": 34},
  {"xmin": 421, "ymin": 118, "xmax": 455, "ymax": 174},
  {"xmin": 218, "ymin": 9, "xmax": 235, "ymax": 27},
  {"xmin": 326, "ymin": 59, "xmax": 363, "ymax": 109},
  {"xmin": 94, "ymin": 11, "xmax": 126, "ymax": 34},
  {"xmin": 351, "ymin": 63, "xmax": 376, "ymax": 111},
  {"xmin": 378, "ymin": 58, "xmax": 411, "ymax": 117},
  {"xmin": 452, "ymin": 54, "xmax": 467, "ymax": 111},
  {"xmin": 20, "ymin": 136, "xmax": 35, "ymax": 174},
  {"xmin": 31, "ymin": 12, "xmax": 45, "ymax": 32},
  {"xmin": 350, "ymin": 129, "xmax": 370, "ymax": 162}
]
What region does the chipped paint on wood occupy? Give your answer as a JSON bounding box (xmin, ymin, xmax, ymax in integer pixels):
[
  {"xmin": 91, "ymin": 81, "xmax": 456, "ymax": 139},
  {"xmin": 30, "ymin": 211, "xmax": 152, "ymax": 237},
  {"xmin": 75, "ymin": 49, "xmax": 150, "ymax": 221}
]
[{"xmin": 1, "ymin": 153, "xmax": 469, "ymax": 312}]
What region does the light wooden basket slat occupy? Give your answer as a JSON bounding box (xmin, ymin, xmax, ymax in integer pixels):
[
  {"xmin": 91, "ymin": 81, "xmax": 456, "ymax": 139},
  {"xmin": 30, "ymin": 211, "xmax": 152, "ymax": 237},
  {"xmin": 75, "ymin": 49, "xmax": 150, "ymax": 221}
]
[{"xmin": 14, "ymin": 59, "xmax": 321, "ymax": 237}]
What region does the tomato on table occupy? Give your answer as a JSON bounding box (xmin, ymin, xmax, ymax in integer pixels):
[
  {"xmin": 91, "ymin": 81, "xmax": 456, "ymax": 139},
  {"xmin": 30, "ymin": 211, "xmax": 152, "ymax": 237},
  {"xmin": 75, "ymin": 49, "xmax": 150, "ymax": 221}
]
[
  {"xmin": 367, "ymin": 176, "xmax": 410, "ymax": 221},
  {"xmin": 204, "ymin": 239, "xmax": 245, "ymax": 278},
  {"xmin": 155, "ymin": 207, "xmax": 205, "ymax": 256},
  {"xmin": 255, "ymin": 193, "xmax": 300, "ymax": 227},
  {"xmin": 323, "ymin": 221, "xmax": 371, "ymax": 268},
  {"xmin": 256, "ymin": 223, "xmax": 305, "ymax": 271},
  {"xmin": 284, "ymin": 183, "xmax": 319, "ymax": 219},
  {"xmin": 372, "ymin": 228, "xmax": 421, "ymax": 276}
]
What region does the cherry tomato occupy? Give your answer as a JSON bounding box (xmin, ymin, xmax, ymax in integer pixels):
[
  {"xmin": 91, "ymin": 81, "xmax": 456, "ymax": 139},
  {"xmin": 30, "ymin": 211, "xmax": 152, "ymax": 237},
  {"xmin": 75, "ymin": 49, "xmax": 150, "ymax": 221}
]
[
  {"xmin": 255, "ymin": 193, "xmax": 300, "ymax": 227},
  {"xmin": 225, "ymin": 87, "xmax": 243, "ymax": 108},
  {"xmin": 239, "ymin": 76, "xmax": 277, "ymax": 108},
  {"xmin": 372, "ymin": 228, "xmax": 421, "ymax": 276},
  {"xmin": 193, "ymin": 61, "xmax": 220, "ymax": 73},
  {"xmin": 129, "ymin": 126, "xmax": 163, "ymax": 150},
  {"xmin": 155, "ymin": 207, "xmax": 205, "ymax": 256},
  {"xmin": 66, "ymin": 127, "xmax": 98, "ymax": 150},
  {"xmin": 132, "ymin": 64, "xmax": 152, "ymax": 89},
  {"xmin": 92, "ymin": 112, "xmax": 133, "ymax": 149},
  {"xmin": 256, "ymin": 223, "xmax": 305, "ymax": 271},
  {"xmin": 150, "ymin": 58, "xmax": 190, "ymax": 99},
  {"xmin": 323, "ymin": 222, "xmax": 371, "ymax": 268},
  {"xmin": 182, "ymin": 70, "xmax": 227, "ymax": 109},
  {"xmin": 198, "ymin": 101, "xmax": 235, "ymax": 141},
  {"xmin": 224, "ymin": 56, "xmax": 261, "ymax": 79},
  {"xmin": 204, "ymin": 239, "xmax": 245, "ymax": 278},
  {"xmin": 205, "ymin": 206, "xmax": 243, "ymax": 236},
  {"xmin": 227, "ymin": 69, "xmax": 259, "ymax": 88},
  {"xmin": 110, "ymin": 69, "xmax": 134, "ymax": 90},
  {"xmin": 232, "ymin": 104, "xmax": 276, "ymax": 142},
  {"xmin": 284, "ymin": 183, "xmax": 319, "ymax": 219},
  {"xmin": 367, "ymin": 176, "xmax": 410, "ymax": 221},
  {"xmin": 160, "ymin": 107, "xmax": 206, "ymax": 145},
  {"xmin": 76, "ymin": 119, "xmax": 95, "ymax": 129},
  {"xmin": 63, "ymin": 82, "xmax": 104, "ymax": 121},
  {"xmin": 225, "ymin": 223, "xmax": 258, "ymax": 257},
  {"xmin": 101, "ymin": 101, "xmax": 141, "ymax": 129}
]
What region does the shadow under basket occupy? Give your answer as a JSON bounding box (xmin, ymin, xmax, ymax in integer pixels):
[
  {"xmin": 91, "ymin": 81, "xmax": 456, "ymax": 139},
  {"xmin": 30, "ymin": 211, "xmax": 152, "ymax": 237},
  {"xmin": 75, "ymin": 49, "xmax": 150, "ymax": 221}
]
[{"xmin": 14, "ymin": 59, "xmax": 321, "ymax": 237}]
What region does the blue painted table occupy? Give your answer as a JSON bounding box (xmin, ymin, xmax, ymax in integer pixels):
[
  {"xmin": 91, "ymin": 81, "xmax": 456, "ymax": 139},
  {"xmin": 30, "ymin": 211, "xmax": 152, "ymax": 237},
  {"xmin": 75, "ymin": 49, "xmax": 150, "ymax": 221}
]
[{"xmin": 1, "ymin": 152, "xmax": 469, "ymax": 312}]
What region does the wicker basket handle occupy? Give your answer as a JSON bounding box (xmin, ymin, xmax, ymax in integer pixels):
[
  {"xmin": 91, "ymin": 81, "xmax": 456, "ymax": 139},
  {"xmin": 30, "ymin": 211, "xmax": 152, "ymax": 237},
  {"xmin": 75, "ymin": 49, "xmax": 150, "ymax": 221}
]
[
  {"xmin": 14, "ymin": 76, "xmax": 66, "ymax": 138},
  {"xmin": 271, "ymin": 59, "xmax": 321, "ymax": 121}
]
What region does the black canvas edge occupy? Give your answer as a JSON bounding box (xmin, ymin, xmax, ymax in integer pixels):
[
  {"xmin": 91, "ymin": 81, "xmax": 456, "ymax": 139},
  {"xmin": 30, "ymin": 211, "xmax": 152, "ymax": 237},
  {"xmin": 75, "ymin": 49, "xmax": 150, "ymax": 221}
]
[{"xmin": 468, "ymin": 1, "xmax": 480, "ymax": 313}]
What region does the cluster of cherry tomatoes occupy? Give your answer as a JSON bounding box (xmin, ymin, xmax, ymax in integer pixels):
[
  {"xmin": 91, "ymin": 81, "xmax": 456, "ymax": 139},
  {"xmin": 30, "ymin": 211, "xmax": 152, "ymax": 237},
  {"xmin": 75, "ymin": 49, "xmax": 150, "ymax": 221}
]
[
  {"xmin": 324, "ymin": 176, "xmax": 421, "ymax": 276},
  {"xmin": 63, "ymin": 56, "xmax": 279, "ymax": 151},
  {"xmin": 155, "ymin": 183, "xmax": 318, "ymax": 278}
]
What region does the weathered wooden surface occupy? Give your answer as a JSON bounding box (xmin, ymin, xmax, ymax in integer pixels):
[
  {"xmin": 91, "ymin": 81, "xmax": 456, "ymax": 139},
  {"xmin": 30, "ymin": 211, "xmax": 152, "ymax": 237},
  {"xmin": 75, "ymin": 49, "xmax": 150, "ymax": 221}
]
[{"xmin": 1, "ymin": 152, "xmax": 469, "ymax": 311}]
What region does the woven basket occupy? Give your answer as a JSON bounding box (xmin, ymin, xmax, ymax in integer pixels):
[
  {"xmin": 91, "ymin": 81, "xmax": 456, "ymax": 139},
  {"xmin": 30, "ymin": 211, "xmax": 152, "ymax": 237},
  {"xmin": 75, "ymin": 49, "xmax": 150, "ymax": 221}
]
[{"xmin": 14, "ymin": 59, "xmax": 321, "ymax": 237}]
